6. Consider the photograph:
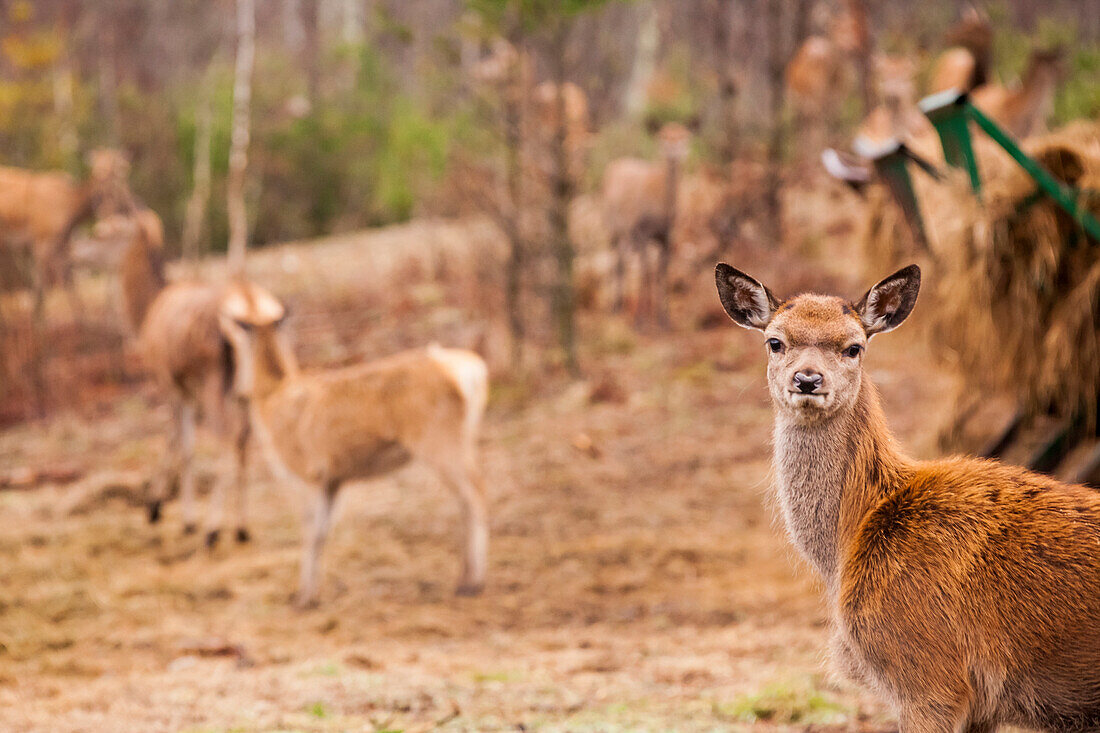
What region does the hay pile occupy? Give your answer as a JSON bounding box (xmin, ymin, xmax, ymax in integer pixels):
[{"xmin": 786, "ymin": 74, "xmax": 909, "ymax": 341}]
[{"xmin": 928, "ymin": 121, "xmax": 1100, "ymax": 425}]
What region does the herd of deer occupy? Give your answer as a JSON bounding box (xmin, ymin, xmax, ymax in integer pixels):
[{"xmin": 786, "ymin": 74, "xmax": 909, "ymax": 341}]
[{"xmin": 2, "ymin": 10, "xmax": 1099, "ymax": 731}]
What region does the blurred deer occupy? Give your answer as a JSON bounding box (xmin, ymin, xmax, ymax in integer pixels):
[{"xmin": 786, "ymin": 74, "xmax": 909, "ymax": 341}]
[
  {"xmin": 603, "ymin": 121, "xmax": 692, "ymax": 329},
  {"xmin": 971, "ymin": 47, "xmax": 1066, "ymax": 139},
  {"xmin": 0, "ymin": 149, "xmax": 134, "ymax": 322},
  {"xmin": 217, "ymin": 295, "xmax": 490, "ymax": 607},
  {"xmin": 717, "ymin": 262, "xmax": 1100, "ymax": 733},
  {"xmin": 929, "ymin": 5, "xmax": 993, "ymax": 94},
  {"xmin": 96, "ymin": 212, "xmax": 264, "ymax": 546},
  {"xmin": 786, "ymin": 5, "xmax": 865, "ymax": 157}
]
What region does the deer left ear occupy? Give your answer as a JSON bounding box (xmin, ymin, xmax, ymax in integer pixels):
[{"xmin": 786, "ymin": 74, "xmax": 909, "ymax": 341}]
[{"xmin": 855, "ymin": 264, "xmax": 921, "ymax": 336}]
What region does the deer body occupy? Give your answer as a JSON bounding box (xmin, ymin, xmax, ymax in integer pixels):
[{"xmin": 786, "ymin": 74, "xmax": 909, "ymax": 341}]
[
  {"xmin": 218, "ymin": 303, "xmax": 489, "ymax": 606},
  {"xmin": 971, "ymin": 48, "xmax": 1065, "ymax": 140},
  {"xmin": 604, "ymin": 122, "xmax": 690, "ymax": 327},
  {"xmin": 0, "ymin": 151, "xmax": 133, "ymax": 317},
  {"xmin": 100, "ymin": 212, "xmax": 260, "ymax": 543},
  {"xmin": 716, "ymin": 263, "xmax": 1100, "ymax": 732}
]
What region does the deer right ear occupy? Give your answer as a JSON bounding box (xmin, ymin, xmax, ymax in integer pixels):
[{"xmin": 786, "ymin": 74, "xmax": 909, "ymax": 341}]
[
  {"xmin": 855, "ymin": 264, "xmax": 921, "ymax": 336},
  {"xmin": 715, "ymin": 263, "xmax": 779, "ymax": 331}
]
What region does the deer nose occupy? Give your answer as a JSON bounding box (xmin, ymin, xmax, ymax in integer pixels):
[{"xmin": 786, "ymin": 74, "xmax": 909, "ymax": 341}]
[{"xmin": 793, "ymin": 371, "xmax": 824, "ymax": 394}]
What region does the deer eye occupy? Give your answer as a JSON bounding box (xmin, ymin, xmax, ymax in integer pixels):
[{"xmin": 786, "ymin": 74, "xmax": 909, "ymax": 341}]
[
  {"xmin": 843, "ymin": 344, "xmax": 863, "ymax": 358},
  {"xmin": 766, "ymin": 338, "xmax": 784, "ymax": 354}
]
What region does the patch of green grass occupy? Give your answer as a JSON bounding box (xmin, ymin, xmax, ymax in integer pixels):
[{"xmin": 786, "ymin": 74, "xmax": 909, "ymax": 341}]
[
  {"xmin": 305, "ymin": 700, "xmax": 330, "ymax": 718},
  {"xmin": 715, "ymin": 679, "xmax": 850, "ymax": 725},
  {"xmin": 471, "ymin": 669, "xmax": 522, "ymax": 683}
]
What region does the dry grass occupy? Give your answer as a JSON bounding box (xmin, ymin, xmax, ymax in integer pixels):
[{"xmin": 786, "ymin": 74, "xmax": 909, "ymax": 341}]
[{"xmin": 0, "ymin": 213, "xmax": 959, "ymax": 731}]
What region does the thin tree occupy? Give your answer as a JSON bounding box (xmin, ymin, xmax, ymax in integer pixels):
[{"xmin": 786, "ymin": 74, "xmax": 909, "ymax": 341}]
[
  {"xmin": 546, "ymin": 15, "xmax": 578, "ymax": 374},
  {"xmin": 182, "ymin": 70, "xmax": 215, "ymax": 265},
  {"xmin": 226, "ymin": 0, "xmax": 255, "ymax": 273}
]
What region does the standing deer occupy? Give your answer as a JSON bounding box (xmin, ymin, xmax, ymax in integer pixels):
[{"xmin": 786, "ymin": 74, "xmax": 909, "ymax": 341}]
[
  {"xmin": 603, "ymin": 121, "xmax": 692, "ymax": 328},
  {"xmin": 715, "ymin": 262, "xmax": 1100, "ymax": 733},
  {"xmin": 216, "ymin": 294, "xmax": 490, "ymax": 607},
  {"xmin": 0, "ymin": 149, "xmax": 134, "ymax": 319},
  {"xmin": 97, "ymin": 212, "xmax": 261, "ymax": 545},
  {"xmin": 929, "ymin": 5, "xmax": 993, "ymax": 95},
  {"xmin": 971, "ymin": 47, "xmax": 1066, "ymax": 140}
]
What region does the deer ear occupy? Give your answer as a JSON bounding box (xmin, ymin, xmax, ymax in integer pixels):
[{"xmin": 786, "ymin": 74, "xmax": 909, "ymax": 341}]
[
  {"xmin": 715, "ymin": 263, "xmax": 779, "ymax": 331},
  {"xmin": 855, "ymin": 264, "xmax": 921, "ymax": 336}
]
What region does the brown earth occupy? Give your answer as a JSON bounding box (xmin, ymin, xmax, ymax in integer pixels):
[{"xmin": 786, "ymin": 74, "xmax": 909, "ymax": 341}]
[{"xmin": 0, "ymin": 205, "xmax": 961, "ymax": 732}]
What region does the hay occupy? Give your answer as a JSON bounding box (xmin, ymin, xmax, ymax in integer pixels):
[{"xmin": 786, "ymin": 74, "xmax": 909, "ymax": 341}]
[{"xmin": 927, "ymin": 121, "xmax": 1100, "ymax": 426}]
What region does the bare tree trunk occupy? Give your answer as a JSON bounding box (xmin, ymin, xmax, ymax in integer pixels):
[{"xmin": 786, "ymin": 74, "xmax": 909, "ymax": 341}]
[
  {"xmin": 97, "ymin": 21, "xmax": 119, "ymax": 146},
  {"xmin": 763, "ymin": 0, "xmax": 787, "ymax": 244},
  {"xmin": 622, "ymin": 2, "xmax": 658, "ymax": 118},
  {"xmin": 711, "ymin": 0, "xmax": 738, "ymax": 167},
  {"xmin": 341, "ymin": 0, "xmax": 363, "ymax": 45},
  {"xmin": 845, "ymin": 0, "xmax": 874, "ymax": 115},
  {"xmin": 182, "ymin": 74, "xmax": 214, "ymax": 265},
  {"xmin": 502, "ymin": 24, "xmax": 527, "ymax": 370},
  {"xmin": 227, "ymin": 0, "xmax": 256, "ymax": 274},
  {"xmin": 301, "ymin": 0, "xmax": 321, "ymax": 104},
  {"xmin": 547, "ymin": 19, "xmax": 578, "ymax": 375}
]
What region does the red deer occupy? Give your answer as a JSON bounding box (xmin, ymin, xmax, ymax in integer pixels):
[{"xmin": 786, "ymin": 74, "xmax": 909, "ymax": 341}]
[
  {"xmin": 603, "ymin": 121, "xmax": 692, "ymax": 328},
  {"xmin": 715, "ymin": 262, "xmax": 1100, "ymax": 733},
  {"xmin": 97, "ymin": 212, "xmax": 265, "ymax": 545},
  {"xmin": 971, "ymin": 47, "xmax": 1066, "ymax": 139},
  {"xmin": 218, "ymin": 297, "xmax": 490, "ymax": 607},
  {"xmin": 929, "ymin": 5, "xmax": 994, "ymax": 95},
  {"xmin": 0, "ymin": 149, "xmax": 134, "ymax": 320}
]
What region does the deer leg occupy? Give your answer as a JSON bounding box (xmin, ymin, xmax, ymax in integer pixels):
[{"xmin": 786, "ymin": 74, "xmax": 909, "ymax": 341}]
[
  {"xmin": 295, "ymin": 479, "xmax": 339, "ymax": 608},
  {"xmin": 435, "ymin": 455, "xmax": 489, "ymax": 597},
  {"xmin": 177, "ymin": 402, "xmax": 198, "ymax": 534},
  {"xmin": 655, "ymin": 238, "xmax": 672, "ymax": 331},
  {"xmin": 149, "ymin": 398, "xmax": 184, "ymax": 523},
  {"xmin": 28, "ymin": 262, "xmax": 48, "ymax": 418},
  {"xmin": 204, "ymin": 397, "xmax": 251, "ymax": 547},
  {"xmin": 612, "ymin": 234, "xmax": 627, "ymax": 313},
  {"xmin": 231, "ymin": 397, "xmax": 252, "ymax": 543}
]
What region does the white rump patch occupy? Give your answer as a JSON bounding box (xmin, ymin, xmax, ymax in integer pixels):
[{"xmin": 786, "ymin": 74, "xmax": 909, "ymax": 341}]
[{"xmin": 428, "ymin": 345, "xmax": 489, "ymax": 437}]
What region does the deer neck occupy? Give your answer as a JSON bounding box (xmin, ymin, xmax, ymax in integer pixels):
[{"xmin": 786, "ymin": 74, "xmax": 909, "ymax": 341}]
[
  {"xmin": 772, "ymin": 376, "xmax": 908, "ymax": 586},
  {"xmin": 120, "ymin": 230, "xmax": 166, "ymax": 333},
  {"xmin": 251, "ymin": 330, "xmax": 299, "ymax": 403}
]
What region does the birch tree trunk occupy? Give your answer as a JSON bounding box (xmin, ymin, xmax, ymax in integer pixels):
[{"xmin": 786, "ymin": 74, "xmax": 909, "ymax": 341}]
[
  {"xmin": 182, "ymin": 75, "xmax": 214, "ymax": 265},
  {"xmin": 227, "ymin": 0, "xmax": 256, "ymax": 274}
]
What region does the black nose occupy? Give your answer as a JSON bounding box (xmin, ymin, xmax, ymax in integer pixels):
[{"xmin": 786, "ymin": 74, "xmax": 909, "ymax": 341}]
[{"xmin": 793, "ymin": 371, "xmax": 824, "ymax": 394}]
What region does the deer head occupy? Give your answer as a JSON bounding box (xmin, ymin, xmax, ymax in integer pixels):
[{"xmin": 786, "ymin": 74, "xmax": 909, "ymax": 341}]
[
  {"xmin": 217, "ymin": 282, "xmax": 293, "ymax": 398},
  {"xmin": 715, "ymin": 264, "xmax": 921, "ymax": 422}
]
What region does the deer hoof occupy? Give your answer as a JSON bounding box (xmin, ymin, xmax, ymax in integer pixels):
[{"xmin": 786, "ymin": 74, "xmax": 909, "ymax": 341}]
[
  {"xmin": 147, "ymin": 500, "xmax": 162, "ymax": 524},
  {"xmin": 235, "ymin": 528, "xmax": 251, "ymax": 544},
  {"xmin": 204, "ymin": 529, "xmax": 220, "ymax": 548},
  {"xmin": 182, "ymin": 523, "xmax": 198, "ymax": 535},
  {"xmin": 455, "ymin": 582, "xmax": 484, "ymax": 597}
]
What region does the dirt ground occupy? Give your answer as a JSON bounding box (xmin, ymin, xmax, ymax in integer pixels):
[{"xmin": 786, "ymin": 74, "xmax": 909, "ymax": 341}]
[{"xmin": 0, "ymin": 206, "xmax": 962, "ymax": 732}]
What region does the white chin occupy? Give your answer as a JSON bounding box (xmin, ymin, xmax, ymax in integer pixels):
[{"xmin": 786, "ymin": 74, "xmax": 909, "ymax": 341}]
[{"xmin": 786, "ymin": 393, "xmax": 831, "ymax": 412}]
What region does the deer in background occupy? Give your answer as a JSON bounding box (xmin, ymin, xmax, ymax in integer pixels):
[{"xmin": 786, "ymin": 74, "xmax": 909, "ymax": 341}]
[
  {"xmin": 0, "ymin": 149, "xmax": 134, "ymax": 321},
  {"xmin": 217, "ymin": 295, "xmax": 490, "ymax": 607},
  {"xmin": 929, "ymin": 5, "xmax": 993, "ymax": 95},
  {"xmin": 96, "ymin": 212, "xmax": 265, "ymax": 546},
  {"xmin": 716, "ymin": 262, "xmax": 1100, "ymax": 732},
  {"xmin": 603, "ymin": 121, "xmax": 692, "ymax": 329},
  {"xmin": 786, "ymin": 4, "xmax": 867, "ymax": 157},
  {"xmin": 971, "ymin": 46, "xmax": 1066, "ymax": 140}
]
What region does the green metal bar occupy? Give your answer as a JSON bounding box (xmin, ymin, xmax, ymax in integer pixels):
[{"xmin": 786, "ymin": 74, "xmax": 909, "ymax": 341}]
[
  {"xmin": 919, "ymin": 89, "xmax": 982, "ymax": 195},
  {"xmin": 855, "ymin": 136, "xmax": 930, "ymax": 251},
  {"xmin": 966, "ymin": 102, "xmax": 1100, "ymax": 243}
]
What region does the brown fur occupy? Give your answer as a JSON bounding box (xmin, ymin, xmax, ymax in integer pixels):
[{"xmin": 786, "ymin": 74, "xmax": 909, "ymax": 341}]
[
  {"xmin": 103, "ymin": 212, "xmax": 261, "ymax": 542},
  {"xmin": 0, "ymin": 150, "xmax": 134, "ymax": 310},
  {"xmin": 930, "ymin": 7, "xmax": 994, "ymax": 94},
  {"xmin": 971, "ymin": 48, "xmax": 1065, "ymax": 140},
  {"xmin": 219, "ymin": 308, "xmax": 490, "ymax": 607},
  {"xmin": 716, "ymin": 263, "xmax": 1100, "ymax": 732}
]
